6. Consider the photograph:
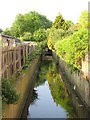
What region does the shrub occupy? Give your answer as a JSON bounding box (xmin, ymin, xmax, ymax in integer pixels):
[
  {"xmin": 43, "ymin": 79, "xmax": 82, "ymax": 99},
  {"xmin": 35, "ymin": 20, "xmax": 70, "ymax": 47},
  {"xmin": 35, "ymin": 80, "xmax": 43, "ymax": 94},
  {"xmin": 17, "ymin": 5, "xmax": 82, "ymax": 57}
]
[
  {"xmin": 48, "ymin": 28, "xmax": 73, "ymax": 51},
  {"xmin": 33, "ymin": 28, "xmax": 47, "ymax": 42},
  {"xmin": 56, "ymin": 28, "xmax": 88, "ymax": 70},
  {"xmin": 2, "ymin": 78, "xmax": 19, "ymax": 104},
  {"xmin": 22, "ymin": 32, "xmax": 33, "ymax": 41}
]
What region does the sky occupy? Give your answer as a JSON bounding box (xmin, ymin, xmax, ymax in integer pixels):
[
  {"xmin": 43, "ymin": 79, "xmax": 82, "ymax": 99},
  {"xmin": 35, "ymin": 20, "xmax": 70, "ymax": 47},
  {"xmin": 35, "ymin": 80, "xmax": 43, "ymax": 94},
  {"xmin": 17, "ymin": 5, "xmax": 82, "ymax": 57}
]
[{"xmin": 0, "ymin": 0, "xmax": 89, "ymax": 30}]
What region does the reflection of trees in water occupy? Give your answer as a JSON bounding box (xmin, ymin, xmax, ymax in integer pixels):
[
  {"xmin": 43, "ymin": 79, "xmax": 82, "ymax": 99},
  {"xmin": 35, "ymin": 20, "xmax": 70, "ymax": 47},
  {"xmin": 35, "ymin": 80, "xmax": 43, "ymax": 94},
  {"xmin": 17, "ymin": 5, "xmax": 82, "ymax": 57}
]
[
  {"xmin": 47, "ymin": 63, "xmax": 76, "ymax": 118},
  {"xmin": 30, "ymin": 89, "xmax": 38, "ymax": 105},
  {"xmin": 35, "ymin": 60, "xmax": 51, "ymax": 87}
]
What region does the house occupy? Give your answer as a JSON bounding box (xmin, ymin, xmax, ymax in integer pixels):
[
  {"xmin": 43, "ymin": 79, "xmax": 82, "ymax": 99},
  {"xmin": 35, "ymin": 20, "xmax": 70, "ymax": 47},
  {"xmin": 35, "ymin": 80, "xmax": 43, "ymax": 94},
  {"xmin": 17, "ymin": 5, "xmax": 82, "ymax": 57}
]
[
  {"xmin": 0, "ymin": 33, "xmax": 15, "ymax": 47},
  {"xmin": 15, "ymin": 38, "xmax": 21, "ymax": 46},
  {"xmin": 0, "ymin": 34, "xmax": 21, "ymax": 47}
]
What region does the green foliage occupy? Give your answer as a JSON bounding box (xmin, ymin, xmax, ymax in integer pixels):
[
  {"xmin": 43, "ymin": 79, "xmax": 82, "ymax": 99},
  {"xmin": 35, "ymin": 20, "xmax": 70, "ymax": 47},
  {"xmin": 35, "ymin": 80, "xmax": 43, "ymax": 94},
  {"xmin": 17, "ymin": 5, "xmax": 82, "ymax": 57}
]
[
  {"xmin": 56, "ymin": 28, "xmax": 88, "ymax": 70},
  {"xmin": 3, "ymin": 11, "xmax": 52, "ymax": 38},
  {"xmin": 47, "ymin": 63, "xmax": 75, "ymax": 117},
  {"xmin": 2, "ymin": 78, "xmax": 19, "ymax": 104},
  {"xmin": 35, "ymin": 61, "xmax": 51, "ymax": 87},
  {"xmin": 30, "ymin": 40, "xmax": 47, "ymax": 61},
  {"xmin": 66, "ymin": 20, "xmax": 73, "ymax": 29},
  {"xmin": 33, "ymin": 28, "xmax": 47, "ymax": 42},
  {"xmin": 48, "ymin": 27, "xmax": 73, "ymax": 51},
  {"xmin": 45, "ymin": 28, "xmax": 50, "ymax": 39},
  {"xmin": 2, "ymin": 28, "xmax": 12, "ymax": 36},
  {"xmin": 53, "ymin": 13, "xmax": 67, "ymax": 30},
  {"xmin": 22, "ymin": 32, "xmax": 33, "ymax": 41},
  {"xmin": 78, "ymin": 10, "xmax": 88, "ymax": 28},
  {"xmin": 48, "ymin": 13, "xmax": 72, "ymax": 51}
]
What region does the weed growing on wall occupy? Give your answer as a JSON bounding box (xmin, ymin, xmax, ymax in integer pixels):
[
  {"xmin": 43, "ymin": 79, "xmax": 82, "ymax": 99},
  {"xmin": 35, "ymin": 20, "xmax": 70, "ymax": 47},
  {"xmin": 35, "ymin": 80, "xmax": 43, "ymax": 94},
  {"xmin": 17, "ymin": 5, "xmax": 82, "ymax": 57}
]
[{"xmin": 2, "ymin": 78, "xmax": 19, "ymax": 104}]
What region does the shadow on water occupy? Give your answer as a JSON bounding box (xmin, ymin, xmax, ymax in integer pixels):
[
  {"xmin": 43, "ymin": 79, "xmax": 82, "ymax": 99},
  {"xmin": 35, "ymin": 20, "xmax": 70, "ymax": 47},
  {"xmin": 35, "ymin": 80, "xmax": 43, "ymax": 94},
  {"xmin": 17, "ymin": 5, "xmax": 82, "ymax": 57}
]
[
  {"xmin": 21, "ymin": 58, "xmax": 90, "ymax": 119},
  {"xmin": 21, "ymin": 85, "xmax": 38, "ymax": 118}
]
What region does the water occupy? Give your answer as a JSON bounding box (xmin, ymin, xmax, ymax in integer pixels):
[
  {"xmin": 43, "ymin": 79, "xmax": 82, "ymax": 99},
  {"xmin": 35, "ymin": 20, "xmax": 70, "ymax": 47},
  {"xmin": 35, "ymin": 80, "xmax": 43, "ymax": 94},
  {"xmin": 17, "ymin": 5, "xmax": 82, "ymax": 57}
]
[
  {"xmin": 22, "ymin": 60, "xmax": 90, "ymax": 118},
  {"xmin": 27, "ymin": 81, "xmax": 68, "ymax": 118}
]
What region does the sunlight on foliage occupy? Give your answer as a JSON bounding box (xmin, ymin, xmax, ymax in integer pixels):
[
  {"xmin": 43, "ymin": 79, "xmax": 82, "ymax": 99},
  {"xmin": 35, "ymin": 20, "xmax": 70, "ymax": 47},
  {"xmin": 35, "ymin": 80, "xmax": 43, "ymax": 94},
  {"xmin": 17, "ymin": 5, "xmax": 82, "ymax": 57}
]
[{"xmin": 56, "ymin": 28, "xmax": 88, "ymax": 70}]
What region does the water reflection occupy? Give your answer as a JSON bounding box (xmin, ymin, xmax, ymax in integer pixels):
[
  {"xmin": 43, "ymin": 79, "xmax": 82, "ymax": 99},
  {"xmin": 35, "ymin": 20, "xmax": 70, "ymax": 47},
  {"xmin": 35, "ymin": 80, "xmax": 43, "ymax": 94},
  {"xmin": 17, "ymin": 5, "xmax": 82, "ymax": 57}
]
[
  {"xmin": 35, "ymin": 61, "xmax": 51, "ymax": 87},
  {"xmin": 27, "ymin": 61, "xmax": 76, "ymax": 118},
  {"xmin": 30, "ymin": 89, "xmax": 38, "ymax": 105},
  {"xmin": 21, "ymin": 85, "xmax": 38, "ymax": 118},
  {"xmin": 28, "ymin": 80, "xmax": 68, "ymax": 118},
  {"xmin": 22, "ymin": 60, "xmax": 90, "ymax": 118},
  {"xmin": 47, "ymin": 63, "xmax": 76, "ymax": 118}
]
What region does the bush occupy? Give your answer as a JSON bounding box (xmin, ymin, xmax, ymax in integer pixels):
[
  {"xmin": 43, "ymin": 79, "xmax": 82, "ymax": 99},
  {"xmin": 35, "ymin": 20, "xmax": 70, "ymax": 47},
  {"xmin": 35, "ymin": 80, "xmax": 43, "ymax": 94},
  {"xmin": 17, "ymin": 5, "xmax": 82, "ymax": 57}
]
[
  {"xmin": 30, "ymin": 40, "xmax": 47, "ymax": 61},
  {"xmin": 56, "ymin": 28, "xmax": 88, "ymax": 70},
  {"xmin": 33, "ymin": 28, "xmax": 47, "ymax": 42},
  {"xmin": 2, "ymin": 78, "xmax": 19, "ymax": 104},
  {"xmin": 48, "ymin": 28, "xmax": 73, "ymax": 51},
  {"xmin": 22, "ymin": 32, "xmax": 33, "ymax": 41}
]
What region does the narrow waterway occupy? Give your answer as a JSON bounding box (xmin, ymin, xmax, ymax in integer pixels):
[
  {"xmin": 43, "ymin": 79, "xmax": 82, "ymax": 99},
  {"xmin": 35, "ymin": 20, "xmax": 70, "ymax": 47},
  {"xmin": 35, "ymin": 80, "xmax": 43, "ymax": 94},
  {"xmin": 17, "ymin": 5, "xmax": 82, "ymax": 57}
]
[
  {"xmin": 28, "ymin": 81, "xmax": 68, "ymax": 118},
  {"xmin": 22, "ymin": 60, "xmax": 77, "ymax": 118}
]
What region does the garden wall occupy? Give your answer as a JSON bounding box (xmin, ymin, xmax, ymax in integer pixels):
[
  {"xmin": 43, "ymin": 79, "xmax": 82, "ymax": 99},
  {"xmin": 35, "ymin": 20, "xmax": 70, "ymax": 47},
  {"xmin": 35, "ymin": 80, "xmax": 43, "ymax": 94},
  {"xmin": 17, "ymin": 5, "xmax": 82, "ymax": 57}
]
[
  {"xmin": 59, "ymin": 56, "xmax": 90, "ymax": 109},
  {"xmin": 53, "ymin": 52, "xmax": 90, "ymax": 110}
]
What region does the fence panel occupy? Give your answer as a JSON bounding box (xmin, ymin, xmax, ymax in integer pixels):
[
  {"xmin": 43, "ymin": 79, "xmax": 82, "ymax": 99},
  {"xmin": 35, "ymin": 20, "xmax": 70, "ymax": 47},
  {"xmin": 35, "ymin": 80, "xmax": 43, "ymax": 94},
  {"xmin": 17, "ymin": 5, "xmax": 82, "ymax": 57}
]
[{"xmin": 1, "ymin": 43, "xmax": 36, "ymax": 79}]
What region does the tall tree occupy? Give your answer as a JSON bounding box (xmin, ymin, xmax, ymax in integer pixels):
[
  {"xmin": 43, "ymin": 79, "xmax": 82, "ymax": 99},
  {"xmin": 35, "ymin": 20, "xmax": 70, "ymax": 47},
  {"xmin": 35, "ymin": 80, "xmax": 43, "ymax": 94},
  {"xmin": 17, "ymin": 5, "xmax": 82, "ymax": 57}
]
[
  {"xmin": 48, "ymin": 13, "xmax": 67, "ymax": 51},
  {"xmin": 3, "ymin": 11, "xmax": 52, "ymax": 38},
  {"xmin": 53, "ymin": 13, "xmax": 67, "ymax": 30},
  {"xmin": 78, "ymin": 10, "xmax": 88, "ymax": 28}
]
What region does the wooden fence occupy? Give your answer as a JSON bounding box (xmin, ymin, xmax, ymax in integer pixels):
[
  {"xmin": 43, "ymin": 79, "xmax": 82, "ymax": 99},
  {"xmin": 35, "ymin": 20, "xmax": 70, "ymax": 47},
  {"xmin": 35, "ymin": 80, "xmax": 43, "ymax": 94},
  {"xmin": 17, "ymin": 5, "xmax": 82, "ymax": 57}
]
[{"xmin": 1, "ymin": 43, "xmax": 36, "ymax": 79}]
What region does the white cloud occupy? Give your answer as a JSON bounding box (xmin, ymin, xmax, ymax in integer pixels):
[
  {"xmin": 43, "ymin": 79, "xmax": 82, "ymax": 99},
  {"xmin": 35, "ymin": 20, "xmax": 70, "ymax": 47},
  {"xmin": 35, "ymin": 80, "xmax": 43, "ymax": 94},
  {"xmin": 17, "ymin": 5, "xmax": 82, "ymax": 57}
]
[{"xmin": 0, "ymin": 0, "xmax": 89, "ymax": 30}]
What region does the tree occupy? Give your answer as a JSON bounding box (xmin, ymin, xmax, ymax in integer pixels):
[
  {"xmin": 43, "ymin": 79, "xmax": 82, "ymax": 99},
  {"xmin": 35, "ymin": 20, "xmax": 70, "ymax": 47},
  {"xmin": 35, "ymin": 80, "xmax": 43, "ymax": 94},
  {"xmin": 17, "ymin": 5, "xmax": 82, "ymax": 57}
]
[
  {"xmin": 11, "ymin": 14, "xmax": 25, "ymax": 37},
  {"xmin": 22, "ymin": 32, "xmax": 33, "ymax": 41},
  {"xmin": 78, "ymin": 10, "xmax": 88, "ymax": 28},
  {"xmin": 2, "ymin": 28, "xmax": 12, "ymax": 36},
  {"xmin": 33, "ymin": 28, "xmax": 47, "ymax": 42},
  {"xmin": 53, "ymin": 13, "xmax": 67, "ymax": 30},
  {"xmin": 48, "ymin": 13, "xmax": 68, "ymax": 51},
  {"xmin": 3, "ymin": 11, "xmax": 52, "ymax": 38},
  {"xmin": 66, "ymin": 20, "xmax": 73, "ymax": 29}
]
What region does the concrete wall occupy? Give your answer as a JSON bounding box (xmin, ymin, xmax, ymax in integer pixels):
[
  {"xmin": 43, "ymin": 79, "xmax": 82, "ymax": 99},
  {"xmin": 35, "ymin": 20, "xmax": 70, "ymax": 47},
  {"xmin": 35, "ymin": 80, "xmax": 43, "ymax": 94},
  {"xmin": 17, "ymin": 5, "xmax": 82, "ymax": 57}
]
[
  {"xmin": 2, "ymin": 56, "xmax": 40, "ymax": 118},
  {"xmin": 58, "ymin": 56, "xmax": 90, "ymax": 109}
]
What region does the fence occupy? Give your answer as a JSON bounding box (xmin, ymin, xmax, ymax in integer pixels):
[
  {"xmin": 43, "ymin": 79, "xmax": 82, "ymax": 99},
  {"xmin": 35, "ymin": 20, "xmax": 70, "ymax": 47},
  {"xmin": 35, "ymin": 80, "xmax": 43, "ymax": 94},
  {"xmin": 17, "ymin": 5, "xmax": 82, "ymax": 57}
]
[{"xmin": 1, "ymin": 43, "xmax": 37, "ymax": 79}]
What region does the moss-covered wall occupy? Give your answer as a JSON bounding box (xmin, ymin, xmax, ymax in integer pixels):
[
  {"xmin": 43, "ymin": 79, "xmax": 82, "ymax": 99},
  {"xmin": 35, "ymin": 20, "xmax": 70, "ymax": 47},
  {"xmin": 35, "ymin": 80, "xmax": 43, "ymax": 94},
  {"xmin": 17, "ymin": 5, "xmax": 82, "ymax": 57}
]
[
  {"xmin": 52, "ymin": 52, "xmax": 90, "ymax": 110},
  {"xmin": 58, "ymin": 56, "xmax": 90, "ymax": 109}
]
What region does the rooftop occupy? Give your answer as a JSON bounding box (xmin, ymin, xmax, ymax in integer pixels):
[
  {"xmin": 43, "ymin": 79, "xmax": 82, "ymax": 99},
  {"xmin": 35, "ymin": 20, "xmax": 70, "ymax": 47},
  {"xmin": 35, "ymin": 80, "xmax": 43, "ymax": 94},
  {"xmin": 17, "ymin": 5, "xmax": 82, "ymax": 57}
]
[{"xmin": 0, "ymin": 33, "xmax": 15, "ymax": 39}]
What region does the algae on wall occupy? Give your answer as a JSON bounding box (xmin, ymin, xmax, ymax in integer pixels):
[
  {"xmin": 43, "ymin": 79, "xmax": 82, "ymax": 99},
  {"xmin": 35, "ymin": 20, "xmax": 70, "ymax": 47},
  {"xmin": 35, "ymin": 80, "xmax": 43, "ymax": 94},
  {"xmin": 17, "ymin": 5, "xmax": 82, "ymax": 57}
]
[{"xmin": 59, "ymin": 56, "xmax": 90, "ymax": 109}]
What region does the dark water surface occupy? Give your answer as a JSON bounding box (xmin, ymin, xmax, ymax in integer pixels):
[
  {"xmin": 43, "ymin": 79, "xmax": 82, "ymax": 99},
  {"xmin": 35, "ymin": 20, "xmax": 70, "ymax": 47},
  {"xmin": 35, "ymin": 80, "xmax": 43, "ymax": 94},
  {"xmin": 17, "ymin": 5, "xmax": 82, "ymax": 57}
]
[{"xmin": 22, "ymin": 60, "xmax": 90, "ymax": 119}]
